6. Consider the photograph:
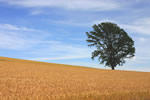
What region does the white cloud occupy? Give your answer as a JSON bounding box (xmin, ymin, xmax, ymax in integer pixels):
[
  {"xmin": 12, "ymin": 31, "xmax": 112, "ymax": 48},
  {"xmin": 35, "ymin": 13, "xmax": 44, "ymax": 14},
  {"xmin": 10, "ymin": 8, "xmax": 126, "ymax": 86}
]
[
  {"xmin": 31, "ymin": 55, "xmax": 89, "ymax": 61},
  {"xmin": 139, "ymin": 37, "xmax": 146, "ymax": 42},
  {"xmin": 89, "ymin": 18, "xmax": 150, "ymax": 36},
  {"xmin": 29, "ymin": 42, "xmax": 92, "ymax": 61},
  {"xmin": 52, "ymin": 20, "xmax": 90, "ymax": 27},
  {"xmin": 82, "ymin": 18, "xmax": 150, "ymax": 35},
  {"xmin": 0, "ymin": 23, "xmax": 92, "ymax": 61},
  {"xmin": 91, "ymin": 18, "xmax": 150, "ymax": 35},
  {"xmin": 92, "ymin": 19, "xmax": 117, "ymax": 24},
  {"xmin": 121, "ymin": 24, "xmax": 150, "ymax": 35},
  {"xmin": 0, "ymin": 0, "xmax": 121, "ymax": 11},
  {"xmin": 31, "ymin": 10, "xmax": 44, "ymax": 15},
  {"xmin": 135, "ymin": 18, "xmax": 150, "ymax": 25},
  {"xmin": 120, "ymin": 18, "xmax": 150, "ymax": 35},
  {"xmin": 0, "ymin": 24, "xmax": 38, "ymax": 32},
  {"xmin": 52, "ymin": 19, "xmax": 117, "ymax": 27},
  {"xmin": 0, "ymin": 32, "xmax": 31, "ymax": 50},
  {"xmin": 0, "ymin": 24, "xmax": 46, "ymax": 50}
]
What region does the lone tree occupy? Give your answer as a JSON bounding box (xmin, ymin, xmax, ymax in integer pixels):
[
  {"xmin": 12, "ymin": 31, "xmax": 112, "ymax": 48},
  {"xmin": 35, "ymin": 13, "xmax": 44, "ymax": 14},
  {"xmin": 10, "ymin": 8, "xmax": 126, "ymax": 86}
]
[{"xmin": 86, "ymin": 22, "xmax": 135, "ymax": 70}]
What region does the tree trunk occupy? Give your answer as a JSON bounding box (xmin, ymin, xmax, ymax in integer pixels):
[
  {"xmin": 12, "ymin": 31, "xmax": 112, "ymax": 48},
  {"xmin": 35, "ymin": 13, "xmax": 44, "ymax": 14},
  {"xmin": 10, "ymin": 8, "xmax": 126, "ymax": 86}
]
[{"xmin": 111, "ymin": 66, "xmax": 115, "ymax": 70}]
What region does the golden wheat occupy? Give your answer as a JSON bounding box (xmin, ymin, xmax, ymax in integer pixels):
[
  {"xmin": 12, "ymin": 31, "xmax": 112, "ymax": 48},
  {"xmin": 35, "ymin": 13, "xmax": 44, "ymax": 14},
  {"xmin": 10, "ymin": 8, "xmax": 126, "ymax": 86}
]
[{"xmin": 0, "ymin": 56, "xmax": 150, "ymax": 100}]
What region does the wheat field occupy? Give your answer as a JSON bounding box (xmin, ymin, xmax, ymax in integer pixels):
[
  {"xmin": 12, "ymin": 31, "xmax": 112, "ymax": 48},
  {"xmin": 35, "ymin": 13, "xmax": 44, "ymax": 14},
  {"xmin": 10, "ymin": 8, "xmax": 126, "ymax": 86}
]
[{"xmin": 0, "ymin": 56, "xmax": 150, "ymax": 100}]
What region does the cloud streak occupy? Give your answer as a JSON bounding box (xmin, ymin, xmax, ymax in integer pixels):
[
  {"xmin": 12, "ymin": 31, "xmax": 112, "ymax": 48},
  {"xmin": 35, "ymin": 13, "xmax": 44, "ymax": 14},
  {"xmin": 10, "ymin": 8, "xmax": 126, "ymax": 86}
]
[
  {"xmin": 0, "ymin": 24, "xmax": 37, "ymax": 32},
  {"xmin": 0, "ymin": 24, "xmax": 46, "ymax": 50},
  {"xmin": 0, "ymin": 23, "xmax": 92, "ymax": 60},
  {"xmin": 54, "ymin": 18, "xmax": 150, "ymax": 35},
  {"xmin": 29, "ymin": 42, "xmax": 92, "ymax": 61},
  {"xmin": 0, "ymin": 0, "xmax": 121, "ymax": 11}
]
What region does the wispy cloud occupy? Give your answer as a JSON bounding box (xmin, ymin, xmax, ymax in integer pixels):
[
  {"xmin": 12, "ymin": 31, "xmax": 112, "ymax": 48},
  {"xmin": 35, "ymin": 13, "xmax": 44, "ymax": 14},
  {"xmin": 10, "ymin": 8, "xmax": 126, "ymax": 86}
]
[
  {"xmin": 0, "ymin": 0, "xmax": 121, "ymax": 11},
  {"xmin": 52, "ymin": 19, "xmax": 117, "ymax": 27},
  {"xmin": 0, "ymin": 23, "xmax": 92, "ymax": 60},
  {"xmin": 0, "ymin": 24, "xmax": 46, "ymax": 50},
  {"xmin": 30, "ymin": 9, "xmax": 44, "ymax": 15},
  {"xmin": 119, "ymin": 18, "xmax": 150, "ymax": 35},
  {"xmin": 54, "ymin": 17, "xmax": 150, "ymax": 36},
  {"xmin": 87, "ymin": 18, "xmax": 150, "ymax": 35},
  {"xmin": 29, "ymin": 42, "xmax": 92, "ymax": 61},
  {"xmin": 0, "ymin": 24, "xmax": 37, "ymax": 32},
  {"xmin": 31, "ymin": 55, "xmax": 90, "ymax": 61},
  {"xmin": 74, "ymin": 18, "xmax": 150, "ymax": 36}
]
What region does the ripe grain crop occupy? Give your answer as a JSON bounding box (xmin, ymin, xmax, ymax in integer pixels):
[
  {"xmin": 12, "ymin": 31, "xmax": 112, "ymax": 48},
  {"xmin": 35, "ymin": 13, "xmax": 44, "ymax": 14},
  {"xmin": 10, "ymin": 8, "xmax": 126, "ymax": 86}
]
[{"xmin": 0, "ymin": 56, "xmax": 150, "ymax": 100}]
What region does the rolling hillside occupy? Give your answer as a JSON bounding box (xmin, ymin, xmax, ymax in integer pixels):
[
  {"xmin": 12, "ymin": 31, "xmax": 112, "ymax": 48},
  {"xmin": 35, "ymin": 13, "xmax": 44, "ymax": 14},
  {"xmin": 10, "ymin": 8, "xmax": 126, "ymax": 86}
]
[{"xmin": 0, "ymin": 56, "xmax": 150, "ymax": 100}]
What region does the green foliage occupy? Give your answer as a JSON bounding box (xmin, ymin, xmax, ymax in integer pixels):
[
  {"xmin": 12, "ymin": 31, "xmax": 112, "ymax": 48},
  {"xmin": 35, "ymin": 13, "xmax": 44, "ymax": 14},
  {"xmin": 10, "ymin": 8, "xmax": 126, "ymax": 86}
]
[{"xmin": 86, "ymin": 22, "xmax": 135, "ymax": 70}]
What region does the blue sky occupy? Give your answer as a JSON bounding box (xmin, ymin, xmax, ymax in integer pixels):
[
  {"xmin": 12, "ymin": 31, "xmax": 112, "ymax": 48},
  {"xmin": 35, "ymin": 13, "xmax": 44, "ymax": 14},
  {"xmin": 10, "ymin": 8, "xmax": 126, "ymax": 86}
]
[{"xmin": 0, "ymin": 0, "xmax": 150, "ymax": 72}]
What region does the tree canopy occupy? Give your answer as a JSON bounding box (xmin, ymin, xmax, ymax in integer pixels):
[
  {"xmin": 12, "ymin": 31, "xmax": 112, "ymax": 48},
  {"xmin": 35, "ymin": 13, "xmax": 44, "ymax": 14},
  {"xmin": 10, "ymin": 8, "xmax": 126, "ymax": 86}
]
[{"xmin": 86, "ymin": 22, "xmax": 135, "ymax": 70}]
